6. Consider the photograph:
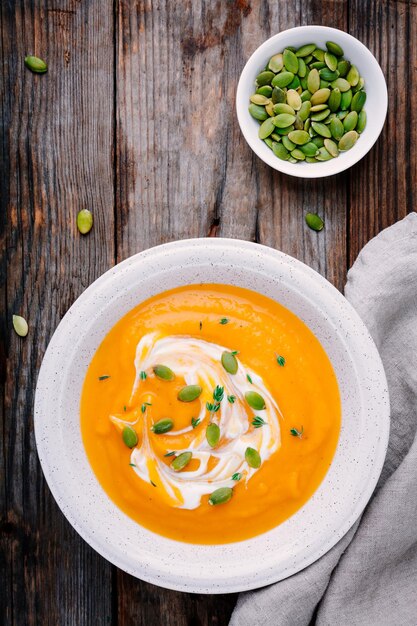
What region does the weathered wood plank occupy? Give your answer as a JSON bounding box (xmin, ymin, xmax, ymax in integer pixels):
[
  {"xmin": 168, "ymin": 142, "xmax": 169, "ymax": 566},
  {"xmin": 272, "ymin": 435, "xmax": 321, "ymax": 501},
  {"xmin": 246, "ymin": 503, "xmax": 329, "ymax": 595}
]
[
  {"xmin": 348, "ymin": 0, "xmax": 416, "ymax": 265},
  {"xmin": 0, "ymin": 1, "xmax": 115, "ymax": 624}
]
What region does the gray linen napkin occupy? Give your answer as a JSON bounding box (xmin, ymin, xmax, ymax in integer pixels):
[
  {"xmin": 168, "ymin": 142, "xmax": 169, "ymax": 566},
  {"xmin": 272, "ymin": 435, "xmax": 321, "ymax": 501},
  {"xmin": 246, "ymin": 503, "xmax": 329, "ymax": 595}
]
[{"xmin": 230, "ymin": 213, "xmax": 417, "ymax": 626}]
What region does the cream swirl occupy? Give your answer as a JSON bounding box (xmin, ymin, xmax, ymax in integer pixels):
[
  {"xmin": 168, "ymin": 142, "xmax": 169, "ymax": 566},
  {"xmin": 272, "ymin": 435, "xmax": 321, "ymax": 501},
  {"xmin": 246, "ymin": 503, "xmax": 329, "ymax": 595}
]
[{"xmin": 126, "ymin": 332, "xmax": 282, "ymax": 509}]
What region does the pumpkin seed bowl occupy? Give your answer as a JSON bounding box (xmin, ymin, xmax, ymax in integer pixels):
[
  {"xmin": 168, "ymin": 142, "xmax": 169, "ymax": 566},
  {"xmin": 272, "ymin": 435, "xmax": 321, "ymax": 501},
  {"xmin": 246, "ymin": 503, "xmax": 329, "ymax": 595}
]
[{"xmin": 236, "ymin": 26, "xmax": 387, "ymax": 178}]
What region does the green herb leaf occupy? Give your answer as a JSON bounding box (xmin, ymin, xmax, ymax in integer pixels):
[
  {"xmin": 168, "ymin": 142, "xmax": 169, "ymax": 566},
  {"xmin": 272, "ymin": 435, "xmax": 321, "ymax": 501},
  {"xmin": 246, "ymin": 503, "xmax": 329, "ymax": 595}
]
[
  {"xmin": 219, "ymin": 317, "xmax": 229, "ymax": 325},
  {"xmin": 227, "ymin": 395, "xmax": 236, "ymax": 404},
  {"xmin": 290, "ymin": 426, "xmax": 304, "ymax": 439},
  {"xmin": 247, "ymin": 374, "xmax": 253, "ymax": 384},
  {"xmin": 141, "ymin": 401, "xmax": 152, "ymax": 413},
  {"xmin": 276, "ymin": 354, "xmax": 286, "ymax": 367},
  {"xmin": 129, "ymin": 462, "xmax": 137, "ymax": 467},
  {"xmin": 191, "ymin": 417, "xmax": 201, "ymax": 429},
  {"xmin": 164, "ymin": 451, "xmax": 176, "ymax": 457},
  {"xmin": 98, "ymin": 375, "xmax": 110, "ymax": 381},
  {"xmin": 123, "ymin": 405, "xmax": 127, "ymax": 412},
  {"xmin": 140, "ymin": 370, "xmax": 147, "ymax": 380},
  {"xmin": 213, "ymin": 385, "xmax": 224, "ymax": 403},
  {"xmin": 206, "ymin": 402, "xmax": 221, "ymax": 413},
  {"xmin": 231, "ymin": 350, "xmax": 239, "ymax": 355},
  {"xmin": 232, "ymin": 472, "xmax": 242, "ymax": 481},
  {"xmin": 252, "ymin": 416, "xmax": 267, "ymax": 428}
]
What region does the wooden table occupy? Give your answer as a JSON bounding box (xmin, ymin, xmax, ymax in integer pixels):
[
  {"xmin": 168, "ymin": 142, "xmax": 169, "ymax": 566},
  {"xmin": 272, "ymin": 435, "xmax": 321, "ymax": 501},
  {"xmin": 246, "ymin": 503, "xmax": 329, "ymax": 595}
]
[{"xmin": 1, "ymin": 1, "xmax": 415, "ymax": 624}]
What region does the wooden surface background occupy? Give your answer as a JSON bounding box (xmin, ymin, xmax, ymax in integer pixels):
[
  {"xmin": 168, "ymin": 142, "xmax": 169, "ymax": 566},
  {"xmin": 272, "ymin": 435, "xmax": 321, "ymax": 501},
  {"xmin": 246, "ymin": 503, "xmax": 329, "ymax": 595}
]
[{"xmin": 1, "ymin": 0, "xmax": 415, "ymax": 624}]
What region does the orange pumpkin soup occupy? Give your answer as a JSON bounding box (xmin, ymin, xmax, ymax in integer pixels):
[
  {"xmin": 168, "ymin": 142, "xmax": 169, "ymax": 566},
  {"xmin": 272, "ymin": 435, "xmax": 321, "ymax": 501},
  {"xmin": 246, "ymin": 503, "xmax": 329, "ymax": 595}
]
[{"xmin": 81, "ymin": 284, "xmax": 340, "ymax": 544}]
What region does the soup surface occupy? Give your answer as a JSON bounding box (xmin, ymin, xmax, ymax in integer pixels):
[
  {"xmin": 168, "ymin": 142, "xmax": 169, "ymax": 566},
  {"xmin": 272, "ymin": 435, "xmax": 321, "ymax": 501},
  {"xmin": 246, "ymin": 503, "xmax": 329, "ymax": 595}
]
[{"xmin": 81, "ymin": 284, "xmax": 341, "ymax": 544}]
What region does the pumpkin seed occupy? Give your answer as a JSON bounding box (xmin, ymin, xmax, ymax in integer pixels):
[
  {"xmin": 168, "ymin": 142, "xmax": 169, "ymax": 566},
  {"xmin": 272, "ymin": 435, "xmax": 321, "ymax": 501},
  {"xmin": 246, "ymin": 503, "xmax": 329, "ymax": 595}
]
[
  {"xmin": 271, "ymin": 133, "xmax": 282, "ymax": 141},
  {"xmin": 273, "ymin": 103, "xmax": 295, "ymax": 115},
  {"xmin": 312, "ymin": 49, "xmax": 325, "ymax": 62},
  {"xmin": 352, "ymin": 77, "xmax": 365, "ymax": 92},
  {"xmin": 304, "ymin": 118, "xmax": 311, "ymax": 132},
  {"xmin": 12, "ymin": 314, "xmax": 28, "ymax": 337},
  {"xmin": 152, "ymin": 418, "xmax": 174, "ymax": 434},
  {"xmin": 330, "ymin": 116, "xmax": 345, "ymax": 141},
  {"xmin": 258, "ymin": 117, "xmax": 275, "ymax": 139},
  {"xmin": 311, "ymin": 136, "xmax": 325, "ymax": 148},
  {"xmin": 77, "ymin": 209, "xmax": 93, "ymax": 234},
  {"xmin": 283, "ymin": 48, "xmax": 299, "ymax": 73},
  {"xmin": 310, "ymin": 103, "xmax": 328, "ymax": 112},
  {"xmin": 272, "ymin": 71, "xmax": 294, "ymax": 88},
  {"xmin": 208, "ymin": 486, "xmax": 233, "ymax": 506},
  {"xmin": 271, "ymin": 86, "xmax": 286, "ymax": 104},
  {"xmin": 245, "ymin": 447, "xmax": 261, "ymax": 469},
  {"xmin": 327, "ymin": 87, "xmax": 341, "ymax": 111},
  {"xmin": 310, "ymin": 87, "xmax": 330, "ymax": 106},
  {"xmin": 331, "ymin": 77, "xmax": 351, "ymax": 92},
  {"xmin": 346, "ymin": 64, "xmax": 360, "ymax": 86},
  {"xmin": 294, "ymin": 114, "xmax": 304, "ymax": 130},
  {"xmin": 298, "ymin": 100, "xmax": 311, "ymax": 121},
  {"xmin": 311, "ymin": 61, "xmax": 326, "ymax": 70},
  {"xmin": 248, "ymin": 103, "xmax": 268, "ymax": 121},
  {"xmin": 206, "ymin": 422, "xmax": 220, "ymax": 447},
  {"xmin": 324, "ymin": 52, "xmax": 338, "ymax": 71},
  {"xmin": 25, "ymin": 55, "xmax": 47, "ymax": 73},
  {"xmin": 300, "ymin": 142, "xmax": 319, "ymax": 157},
  {"xmin": 256, "ymin": 85, "xmax": 273, "ymax": 97},
  {"xmin": 307, "ymin": 68, "xmax": 320, "ymax": 93},
  {"xmin": 268, "ymin": 53, "xmax": 283, "ymax": 73},
  {"xmin": 315, "ymin": 147, "xmax": 333, "ymax": 161},
  {"xmin": 122, "ymin": 426, "xmax": 138, "ymax": 448},
  {"xmin": 288, "ymin": 129, "xmax": 310, "ymax": 145},
  {"xmin": 250, "ymin": 94, "xmax": 269, "ymax": 105},
  {"xmin": 286, "ymin": 89, "xmax": 301, "ymax": 110},
  {"xmin": 288, "ymin": 157, "xmax": 298, "ymax": 164},
  {"xmin": 274, "ymin": 124, "xmax": 294, "ymax": 135},
  {"xmin": 337, "ymin": 60, "xmax": 351, "ymax": 77},
  {"xmin": 288, "ymin": 75, "xmax": 301, "ymax": 90},
  {"xmin": 324, "ymin": 138, "xmax": 339, "ymax": 157},
  {"xmin": 357, "ymin": 110, "xmax": 367, "ymax": 133},
  {"xmin": 337, "ymin": 110, "xmax": 348, "ymax": 120},
  {"xmin": 221, "ymin": 351, "xmax": 238, "ymax": 374},
  {"xmin": 311, "ymin": 121, "xmax": 331, "ymax": 138},
  {"xmin": 273, "ymin": 113, "xmax": 296, "ymax": 128},
  {"xmin": 282, "ymin": 135, "xmax": 296, "ymax": 151},
  {"xmin": 319, "ymin": 68, "xmax": 339, "ymax": 82},
  {"xmin": 291, "ymin": 148, "xmax": 305, "ymax": 160},
  {"xmin": 306, "ymin": 157, "xmax": 319, "ymax": 163},
  {"xmin": 271, "ymin": 141, "xmax": 289, "ymax": 160},
  {"xmin": 338, "ymin": 130, "xmax": 359, "ymax": 151},
  {"xmin": 340, "ymin": 89, "xmax": 353, "ymax": 110},
  {"xmin": 265, "ymin": 101, "xmax": 275, "ymax": 116},
  {"xmin": 256, "ymin": 70, "xmax": 275, "ymax": 86},
  {"xmin": 245, "ymin": 391, "xmax": 266, "ymax": 410},
  {"xmin": 153, "ymin": 364, "xmax": 175, "ymax": 381},
  {"xmin": 298, "ymin": 57, "xmax": 307, "ymax": 78},
  {"xmin": 305, "ymin": 212, "xmax": 324, "ymax": 231},
  {"xmin": 326, "ymin": 41, "xmax": 344, "ymax": 56},
  {"xmin": 171, "ymin": 451, "xmax": 192, "ymax": 472},
  {"xmin": 178, "ymin": 385, "xmax": 202, "ymax": 402},
  {"xmin": 351, "ymin": 90, "xmax": 366, "ymax": 112},
  {"xmin": 311, "ymin": 108, "xmax": 330, "ymax": 122},
  {"xmin": 343, "ymin": 110, "xmax": 358, "ymax": 132},
  {"xmin": 300, "ymin": 89, "xmax": 311, "ymax": 102},
  {"xmin": 296, "ymin": 43, "xmax": 316, "ymax": 57},
  {"xmin": 264, "ymin": 137, "xmax": 273, "ymax": 149}
]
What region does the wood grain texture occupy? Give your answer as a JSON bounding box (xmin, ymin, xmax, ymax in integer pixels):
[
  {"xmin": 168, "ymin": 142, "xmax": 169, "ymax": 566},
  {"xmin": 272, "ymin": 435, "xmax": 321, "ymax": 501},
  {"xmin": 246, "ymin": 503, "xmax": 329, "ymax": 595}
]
[{"xmin": 1, "ymin": 0, "xmax": 416, "ymax": 625}]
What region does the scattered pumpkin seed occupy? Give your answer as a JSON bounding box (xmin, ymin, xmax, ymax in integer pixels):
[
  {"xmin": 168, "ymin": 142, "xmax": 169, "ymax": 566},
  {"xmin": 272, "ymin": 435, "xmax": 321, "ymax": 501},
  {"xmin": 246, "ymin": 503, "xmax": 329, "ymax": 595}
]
[
  {"xmin": 245, "ymin": 447, "xmax": 261, "ymax": 469},
  {"xmin": 206, "ymin": 422, "xmax": 221, "ymax": 447},
  {"xmin": 305, "ymin": 212, "xmax": 324, "ymax": 231},
  {"xmin": 208, "ymin": 487, "xmax": 233, "ymax": 506},
  {"xmin": 77, "ymin": 209, "xmax": 93, "ymax": 235},
  {"xmin": 171, "ymin": 451, "xmax": 192, "ymax": 472},
  {"xmin": 178, "ymin": 385, "xmax": 202, "ymax": 402},
  {"xmin": 245, "ymin": 391, "xmax": 266, "ymax": 410},
  {"xmin": 12, "ymin": 314, "xmax": 28, "ymax": 337},
  {"xmin": 221, "ymin": 351, "xmax": 238, "ymax": 375},
  {"xmin": 122, "ymin": 426, "xmax": 138, "ymax": 448},
  {"xmin": 25, "ymin": 55, "xmax": 47, "ymax": 73},
  {"xmin": 151, "ymin": 418, "xmax": 174, "ymax": 434},
  {"xmin": 153, "ymin": 364, "xmax": 175, "ymax": 381}
]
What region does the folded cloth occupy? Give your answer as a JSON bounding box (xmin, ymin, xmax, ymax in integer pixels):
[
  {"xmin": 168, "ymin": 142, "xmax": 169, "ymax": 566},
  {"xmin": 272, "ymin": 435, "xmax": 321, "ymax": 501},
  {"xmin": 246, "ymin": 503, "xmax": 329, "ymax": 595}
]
[{"xmin": 230, "ymin": 213, "xmax": 417, "ymax": 626}]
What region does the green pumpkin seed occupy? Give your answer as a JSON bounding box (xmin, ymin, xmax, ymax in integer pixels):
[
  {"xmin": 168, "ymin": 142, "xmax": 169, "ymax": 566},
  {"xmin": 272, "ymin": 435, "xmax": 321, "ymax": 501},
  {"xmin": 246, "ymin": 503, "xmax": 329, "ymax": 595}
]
[
  {"xmin": 258, "ymin": 117, "xmax": 276, "ymax": 139},
  {"xmin": 298, "ymin": 100, "xmax": 311, "ymax": 121},
  {"xmin": 287, "ymin": 157, "xmax": 298, "ymax": 163},
  {"xmin": 291, "ymin": 148, "xmax": 305, "ymax": 160},
  {"xmin": 331, "ymin": 78, "xmax": 351, "ymax": 92},
  {"xmin": 311, "ymin": 136, "xmax": 325, "ymax": 147},
  {"xmin": 271, "ymin": 86, "xmax": 286, "ymax": 104},
  {"xmin": 304, "ymin": 55, "xmax": 313, "ymax": 64},
  {"xmin": 77, "ymin": 209, "xmax": 93, "ymax": 234},
  {"xmin": 328, "ymin": 87, "xmax": 341, "ymax": 112},
  {"xmin": 248, "ymin": 103, "xmax": 268, "ymax": 121},
  {"xmin": 268, "ymin": 53, "xmax": 284, "ymax": 73},
  {"xmin": 311, "ymin": 121, "xmax": 331, "ymax": 138},
  {"xmin": 273, "ymin": 103, "xmax": 295, "ymax": 115},
  {"xmin": 311, "ymin": 108, "xmax": 330, "ymax": 122},
  {"xmin": 286, "ymin": 89, "xmax": 302, "ymax": 111},
  {"xmin": 324, "ymin": 138, "xmax": 339, "ymax": 157},
  {"xmin": 296, "ymin": 43, "xmax": 316, "ymax": 57},
  {"xmin": 337, "ymin": 110, "xmax": 348, "ymax": 120},
  {"xmin": 122, "ymin": 426, "xmax": 138, "ymax": 448},
  {"xmin": 306, "ymin": 157, "xmax": 319, "ymax": 163},
  {"xmin": 283, "ymin": 48, "xmax": 299, "ymax": 73},
  {"xmin": 305, "ymin": 212, "xmax": 324, "ymax": 231},
  {"xmin": 298, "ymin": 57, "xmax": 307, "ymax": 78},
  {"xmin": 343, "ymin": 110, "xmax": 358, "ymax": 132},
  {"xmin": 171, "ymin": 451, "xmax": 192, "ymax": 472},
  {"xmin": 152, "ymin": 418, "xmax": 174, "ymax": 434},
  {"xmin": 256, "ymin": 70, "xmax": 275, "ymax": 86},
  {"xmin": 221, "ymin": 351, "xmax": 238, "ymax": 374},
  {"xmin": 337, "ymin": 60, "xmax": 351, "ymax": 77},
  {"xmin": 206, "ymin": 422, "xmax": 220, "ymax": 447},
  {"xmin": 287, "ymin": 75, "xmax": 301, "ymax": 90},
  {"xmin": 357, "ymin": 110, "xmax": 367, "ymax": 133},
  {"xmin": 274, "ymin": 124, "xmax": 294, "ymax": 135},
  {"xmin": 245, "ymin": 391, "xmax": 266, "ymax": 410},
  {"xmin": 265, "ymin": 102, "xmax": 275, "ymax": 116},
  {"xmin": 330, "ymin": 117, "xmax": 345, "ymax": 141},
  {"xmin": 351, "ymin": 91, "xmax": 366, "ymax": 112},
  {"xmin": 315, "ymin": 147, "xmax": 333, "ymax": 161},
  {"xmin": 178, "ymin": 385, "xmax": 202, "ymax": 402},
  {"xmin": 312, "ymin": 49, "xmax": 325, "ymax": 62},
  {"xmin": 264, "ymin": 137, "xmax": 273, "ymax": 149},
  {"xmin": 294, "ymin": 114, "xmax": 304, "ymax": 130},
  {"xmin": 12, "ymin": 314, "xmax": 28, "ymax": 337},
  {"xmin": 326, "ymin": 41, "xmax": 344, "ymax": 56},
  {"xmin": 153, "ymin": 364, "xmax": 175, "ymax": 381},
  {"xmin": 273, "ymin": 113, "xmax": 296, "ymax": 128},
  {"xmin": 288, "ymin": 130, "xmax": 310, "ymax": 145},
  {"xmin": 319, "ymin": 68, "xmax": 339, "ymax": 82},
  {"xmin": 271, "ymin": 141, "xmax": 289, "ymax": 160},
  {"xmin": 310, "ymin": 61, "xmax": 326, "ymax": 70},
  {"xmin": 208, "ymin": 486, "xmax": 233, "ymax": 506},
  {"xmin": 271, "ymin": 133, "xmax": 282, "ymax": 141},
  {"xmin": 346, "ymin": 64, "xmax": 359, "ymax": 86},
  {"xmin": 272, "ymin": 71, "xmax": 294, "ymax": 88},
  {"xmin": 300, "ymin": 76, "xmax": 309, "ymax": 90},
  {"xmin": 245, "ymin": 447, "xmax": 261, "ymax": 469},
  {"xmin": 250, "ymin": 94, "xmax": 269, "ymax": 105},
  {"xmin": 324, "ymin": 51, "xmax": 338, "ymax": 71},
  {"xmin": 340, "ymin": 89, "xmax": 353, "ymax": 110},
  {"xmin": 300, "ymin": 142, "xmax": 319, "ymax": 157},
  {"xmin": 282, "ymin": 135, "xmax": 296, "ymax": 151},
  {"xmin": 304, "ymin": 118, "xmax": 311, "ymax": 132},
  {"xmin": 307, "ymin": 68, "xmax": 320, "ymax": 93},
  {"xmin": 325, "ymin": 112, "xmax": 337, "ymax": 125},
  {"xmin": 339, "ymin": 130, "xmax": 359, "ymax": 151},
  {"xmin": 310, "ymin": 103, "xmax": 328, "ymax": 112},
  {"xmin": 256, "ymin": 85, "xmax": 273, "ymax": 97},
  {"xmin": 352, "ymin": 77, "xmax": 365, "ymax": 93},
  {"xmin": 319, "ymin": 79, "xmax": 330, "ymax": 89},
  {"xmin": 25, "ymin": 55, "xmax": 48, "ymax": 73},
  {"xmin": 300, "ymin": 89, "xmax": 311, "ymax": 102}
]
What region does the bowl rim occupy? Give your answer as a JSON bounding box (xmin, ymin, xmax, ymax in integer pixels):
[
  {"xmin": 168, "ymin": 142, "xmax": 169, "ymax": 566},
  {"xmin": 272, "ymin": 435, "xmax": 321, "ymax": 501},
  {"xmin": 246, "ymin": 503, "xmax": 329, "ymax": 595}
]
[
  {"xmin": 236, "ymin": 25, "xmax": 388, "ymax": 179},
  {"xmin": 34, "ymin": 238, "xmax": 390, "ymax": 593}
]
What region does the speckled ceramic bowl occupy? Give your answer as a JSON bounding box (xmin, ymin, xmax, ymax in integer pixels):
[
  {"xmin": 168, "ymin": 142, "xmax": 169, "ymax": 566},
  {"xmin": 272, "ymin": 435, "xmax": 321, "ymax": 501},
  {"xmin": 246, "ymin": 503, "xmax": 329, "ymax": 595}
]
[{"xmin": 35, "ymin": 239, "xmax": 390, "ymax": 593}]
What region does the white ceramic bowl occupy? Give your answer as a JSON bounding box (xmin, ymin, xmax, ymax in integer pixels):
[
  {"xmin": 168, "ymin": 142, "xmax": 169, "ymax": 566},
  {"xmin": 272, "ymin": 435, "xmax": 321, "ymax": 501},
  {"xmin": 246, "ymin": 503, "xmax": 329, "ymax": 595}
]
[
  {"xmin": 236, "ymin": 25, "xmax": 387, "ymax": 178},
  {"xmin": 35, "ymin": 239, "xmax": 390, "ymax": 593}
]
